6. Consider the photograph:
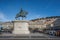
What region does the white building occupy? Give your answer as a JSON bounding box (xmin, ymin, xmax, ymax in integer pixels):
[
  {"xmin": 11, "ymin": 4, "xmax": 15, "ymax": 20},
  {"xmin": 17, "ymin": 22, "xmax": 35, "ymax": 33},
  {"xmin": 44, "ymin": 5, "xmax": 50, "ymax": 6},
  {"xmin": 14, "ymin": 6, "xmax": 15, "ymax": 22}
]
[{"xmin": 0, "ymin": 16, "xmax": 60, "ymax": 31}]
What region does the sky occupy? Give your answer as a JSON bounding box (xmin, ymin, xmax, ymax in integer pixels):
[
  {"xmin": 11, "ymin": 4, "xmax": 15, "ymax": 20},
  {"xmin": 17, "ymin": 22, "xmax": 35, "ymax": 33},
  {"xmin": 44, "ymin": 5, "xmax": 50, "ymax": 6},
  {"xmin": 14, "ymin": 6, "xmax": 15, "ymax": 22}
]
[{"xmin": 0, "ymin": 0, "xmax": 60, "ymax": 22}]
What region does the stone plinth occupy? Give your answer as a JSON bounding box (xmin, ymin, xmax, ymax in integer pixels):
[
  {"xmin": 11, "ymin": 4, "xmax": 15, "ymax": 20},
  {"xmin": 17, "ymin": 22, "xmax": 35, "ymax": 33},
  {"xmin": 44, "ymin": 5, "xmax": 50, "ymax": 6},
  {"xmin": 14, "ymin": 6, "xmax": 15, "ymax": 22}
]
[{"xmin": 12, "ymin": 20, "xmax": 30, "ymax": 34}]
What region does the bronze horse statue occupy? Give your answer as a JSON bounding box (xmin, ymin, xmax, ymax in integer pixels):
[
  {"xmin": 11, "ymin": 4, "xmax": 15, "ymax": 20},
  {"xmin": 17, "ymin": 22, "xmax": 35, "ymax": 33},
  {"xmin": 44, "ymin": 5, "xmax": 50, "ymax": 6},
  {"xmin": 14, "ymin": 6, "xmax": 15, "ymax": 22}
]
[{"xmin": 15, "ymin": 8, "xmax": 28, "ymax": 20}]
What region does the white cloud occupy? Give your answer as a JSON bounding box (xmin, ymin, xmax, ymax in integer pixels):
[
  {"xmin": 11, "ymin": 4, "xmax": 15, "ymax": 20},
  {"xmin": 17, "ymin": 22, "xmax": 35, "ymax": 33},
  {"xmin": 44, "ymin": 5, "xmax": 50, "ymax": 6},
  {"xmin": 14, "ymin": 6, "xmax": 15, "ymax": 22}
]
[{"xmin": 0, "ymin": 12, "xmax": 11, "ymax": 22}]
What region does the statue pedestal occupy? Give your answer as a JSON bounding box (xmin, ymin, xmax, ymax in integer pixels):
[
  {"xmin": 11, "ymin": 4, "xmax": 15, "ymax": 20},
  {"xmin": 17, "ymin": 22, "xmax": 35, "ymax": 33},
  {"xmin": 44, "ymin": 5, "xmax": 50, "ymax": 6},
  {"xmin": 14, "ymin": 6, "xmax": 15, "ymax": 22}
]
[{"xmin": 12, "ymin": 20, "xmax": 30, "ymax": 34}]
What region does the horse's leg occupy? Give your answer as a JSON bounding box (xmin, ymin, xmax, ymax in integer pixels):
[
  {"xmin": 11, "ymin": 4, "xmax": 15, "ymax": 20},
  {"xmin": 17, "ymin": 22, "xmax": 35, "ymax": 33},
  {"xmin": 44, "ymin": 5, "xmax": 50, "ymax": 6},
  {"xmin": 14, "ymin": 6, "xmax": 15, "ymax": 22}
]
[{"xmin": 25, "ymin": 16, "xmax": 26, "ymax": 20}]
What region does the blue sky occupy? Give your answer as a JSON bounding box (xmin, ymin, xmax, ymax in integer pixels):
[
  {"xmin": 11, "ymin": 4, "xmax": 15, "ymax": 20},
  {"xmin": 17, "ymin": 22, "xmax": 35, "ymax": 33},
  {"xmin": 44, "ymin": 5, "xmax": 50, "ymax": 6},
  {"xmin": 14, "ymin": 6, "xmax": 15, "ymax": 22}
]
[{"xmin": 0, "ymin": 0, "xmax": 60, "ymax": 21}]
